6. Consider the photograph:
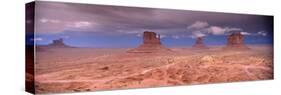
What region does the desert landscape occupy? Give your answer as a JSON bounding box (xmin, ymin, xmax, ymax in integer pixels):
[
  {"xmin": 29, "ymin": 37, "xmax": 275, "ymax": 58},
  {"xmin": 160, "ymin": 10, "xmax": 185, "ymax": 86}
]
[
  {"xmin": 25, "ymin": 1, "xmax": 273, "ymax": 94},
  {"xmin": 33, "ymin": 32, "xmax": 273, "ymax": 93}
]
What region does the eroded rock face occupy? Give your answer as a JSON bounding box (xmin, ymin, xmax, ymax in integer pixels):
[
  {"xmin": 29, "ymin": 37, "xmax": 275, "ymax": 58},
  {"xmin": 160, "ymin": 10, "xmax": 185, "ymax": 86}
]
[
  {"xmin": 192, "ymin": 37, "xmax": 208, "ymax": 49},
  {"xmin": 127, "ymin": 31, "xmax": 171, "ymax": 53},
  {"xmin": 143, "ymin": 31, "xmax": 161, "ymax": 45},
  {"xmin": 225, "ymin": 32, "xmax": 249, "ymax": 49}
]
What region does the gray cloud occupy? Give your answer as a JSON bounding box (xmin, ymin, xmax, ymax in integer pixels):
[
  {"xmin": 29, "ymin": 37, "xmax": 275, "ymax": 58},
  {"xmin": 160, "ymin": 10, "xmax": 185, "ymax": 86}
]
[
  {"xmin": 34, "ymin": 1, "xmax": 273, "ymax": 38},
  {"xmin": 257, "ymin": 31, "xmax": 267, "ymax": 36},
  {"xmin": 187, "ymin": 21, "xmax": 209, "ymax": 30},
  {"xmin": 185, "ymin": 21, "xmax": 242, "ymax": 38}
]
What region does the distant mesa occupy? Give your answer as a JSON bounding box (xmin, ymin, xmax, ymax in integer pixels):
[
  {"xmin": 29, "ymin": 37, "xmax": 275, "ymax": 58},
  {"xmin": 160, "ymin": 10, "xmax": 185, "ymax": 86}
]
[
  {"xmin": 127, "ymin": 31, "xmax": 172, "ymax": 53},
  {"xmin": 224, "ymin": 32, "xmax": 249, "ymax": 50},
  {"xmin": 37, "ymin": 38, "xmax": 71, "ymax": 51},
  {"xmin": 48, "ymin": 38, "xmax": 70, "ymax": 48},
  {"xmin": 192, "ymin": 37, "xmax": 208, "ymax": 49}
]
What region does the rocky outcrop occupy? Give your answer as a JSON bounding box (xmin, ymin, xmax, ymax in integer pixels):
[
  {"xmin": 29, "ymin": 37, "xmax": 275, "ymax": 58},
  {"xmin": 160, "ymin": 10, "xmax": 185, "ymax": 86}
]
[
  {"xmin": 192, "ymin": 37, "xmax": 208, "ymax": 49},
  {"xmin": 225, "ymin": 32, "xmax": 249, "ymax": 49},
  {"xmin": 127, "ymin": 31, "xmax": 171, "ymax": 53},
  {"xmin": 48, "ymin": 38, "xmax": 69, "ymax": 48},
  {"xmin": 143, "ymin": 31, "xmax": 161, "ymax": 45},
  {"xmin": 37, "ymin": 38, "xmax": 70, "ymax": 51},
  {"xmin": 49, "ymin": 38, "xmax": 65, "ymax": 47}
]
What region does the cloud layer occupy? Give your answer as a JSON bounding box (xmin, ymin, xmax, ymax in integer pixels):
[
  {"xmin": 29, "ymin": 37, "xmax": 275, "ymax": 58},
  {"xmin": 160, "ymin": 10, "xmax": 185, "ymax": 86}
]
[
  {"xmin": 30, "ymin": 1, "xmax": 273, "ymax": 39},
  {"xmin": 184, "ymin": 21, "xmax": 242, "ymax": 39}
]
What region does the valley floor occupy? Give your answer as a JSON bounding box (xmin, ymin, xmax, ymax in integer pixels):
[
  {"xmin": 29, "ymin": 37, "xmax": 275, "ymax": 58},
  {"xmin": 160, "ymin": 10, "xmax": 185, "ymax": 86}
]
[{"xmin": 33, "ymin": 45, "xmax": 273, "ymax": 93}]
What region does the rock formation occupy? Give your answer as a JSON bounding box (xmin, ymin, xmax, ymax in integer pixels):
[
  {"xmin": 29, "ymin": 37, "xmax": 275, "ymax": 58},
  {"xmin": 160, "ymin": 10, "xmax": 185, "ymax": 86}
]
[
  {"xmin": 36, "ymin": 38, "xmax": 70, "ymax": 52},
  {"xmin": 192, "ymin": 37, "xmax": 208, "ymax": 49},
  {"xmin": 225, "ymin": 32, "xmax": 249, "ymax": 49},
  {"xmin": 143, "ymin": 31, "xmax": 161, "ymax": 45},
  {"xmin": 127, "ymin": 31, "xmax": 171, "ymax": 53},
  {"xmin": 37, "ymin": 38, "xmax": 71, "ymax": 51},
  {"xmin": 48, "ymin": 38, "xmax": 69, "ymax": 48}
]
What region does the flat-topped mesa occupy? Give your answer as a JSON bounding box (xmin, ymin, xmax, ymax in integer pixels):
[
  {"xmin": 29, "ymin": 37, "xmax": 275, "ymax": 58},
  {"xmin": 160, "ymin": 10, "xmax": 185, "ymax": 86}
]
[
  {"xmin": 127, "ymin": 31, "xmax": 171, "ymax": 53},
  {"xmin": 225, "ymin": 32, "xmax": 249, "ymax": 49},
  {"xmin": 143, "ymin": 31, "xmax": 161, "ymax": 45},
  {"xmin": 37, "ymin": 38, "xmax": 71, "ymax": 51},
  {"xmin": 48, "ymin": 38, "xmax": 69, "ymax": 47},
  {"xmin": 192, "ymin": 37, "xmax": 208, "ymax": 49}
]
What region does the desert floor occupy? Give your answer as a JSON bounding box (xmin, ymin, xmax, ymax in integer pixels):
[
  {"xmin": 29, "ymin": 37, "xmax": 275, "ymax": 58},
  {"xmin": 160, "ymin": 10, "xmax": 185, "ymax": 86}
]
[{"xmin": 34, "ymin": 45, "xmax": 273, "ymax": 93}]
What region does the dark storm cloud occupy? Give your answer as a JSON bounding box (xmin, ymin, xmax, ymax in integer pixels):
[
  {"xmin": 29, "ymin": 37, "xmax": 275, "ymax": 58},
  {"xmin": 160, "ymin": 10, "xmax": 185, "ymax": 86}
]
[{"xmin": 34, "ymin": 1, "xmax": 273, "ymax": 38}]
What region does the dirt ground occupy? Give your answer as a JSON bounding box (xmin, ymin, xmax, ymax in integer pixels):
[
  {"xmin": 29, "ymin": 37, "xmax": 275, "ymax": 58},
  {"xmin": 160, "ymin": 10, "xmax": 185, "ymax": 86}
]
[{"xmin": 33, "ymin": 45, "xmax": 273, "ymax": 93}]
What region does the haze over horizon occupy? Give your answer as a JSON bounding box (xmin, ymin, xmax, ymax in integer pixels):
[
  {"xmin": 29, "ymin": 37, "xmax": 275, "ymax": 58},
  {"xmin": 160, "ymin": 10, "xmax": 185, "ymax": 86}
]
[{"xmin": 26, "ymin": 1, "xmax": 273, "ymax": 48}]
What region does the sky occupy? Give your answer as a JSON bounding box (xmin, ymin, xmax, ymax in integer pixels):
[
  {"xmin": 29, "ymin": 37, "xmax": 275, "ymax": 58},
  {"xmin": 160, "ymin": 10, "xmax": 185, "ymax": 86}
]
[{"xmin": 26, "ymin": 1, "xmax": 273, "ymax": 48}]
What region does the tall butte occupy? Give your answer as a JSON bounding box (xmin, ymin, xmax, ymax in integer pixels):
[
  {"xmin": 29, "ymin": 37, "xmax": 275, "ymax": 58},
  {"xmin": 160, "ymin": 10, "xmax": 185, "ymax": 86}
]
[
  {"xmin": 192, "ymin": 37, "xmax": 208, "ymax": 49},
  {"xmin": 127, "ymin": 31, "xmax": 171, "ymax": 53},
  {"xmin": 225, "ymin": 32, "xmax": 249, "ymax": 49}
]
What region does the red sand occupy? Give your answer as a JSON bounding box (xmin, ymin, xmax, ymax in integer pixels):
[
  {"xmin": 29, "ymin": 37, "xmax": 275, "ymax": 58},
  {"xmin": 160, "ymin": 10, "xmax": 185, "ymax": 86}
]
[{"xmin": 33, "ymin": 45, "xmax": 273, "ymax": 93}]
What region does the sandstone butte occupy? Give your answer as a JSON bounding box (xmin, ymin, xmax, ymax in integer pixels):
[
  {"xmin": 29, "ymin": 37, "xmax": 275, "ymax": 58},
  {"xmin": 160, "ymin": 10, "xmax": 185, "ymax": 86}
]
[
  {"xmin": 225, "ymin": 32, "xmax": 249, "ymax": 50},
  {"xmin": 127, "ymin": 31, "xmax": 171, "ymax": 53},
  {"xmin": 192, "ymin": 37, "xmax": 208, "ymax": 49}
]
